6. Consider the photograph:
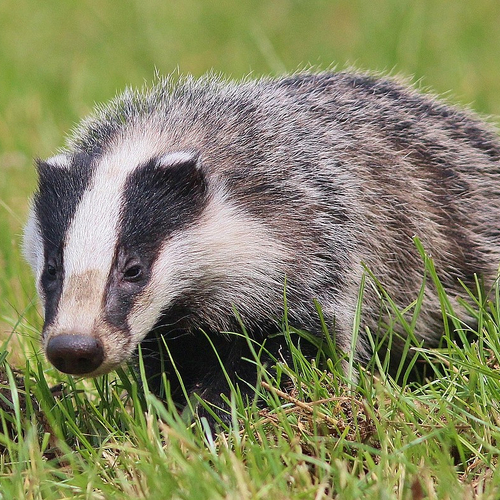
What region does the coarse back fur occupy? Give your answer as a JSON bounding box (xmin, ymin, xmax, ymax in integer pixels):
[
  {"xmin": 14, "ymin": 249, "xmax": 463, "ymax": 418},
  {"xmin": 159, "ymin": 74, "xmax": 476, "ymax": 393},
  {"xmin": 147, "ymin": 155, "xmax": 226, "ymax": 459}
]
[{"xmin": 24, "ymin": 71, "xmax": 500, "ymax": 423}]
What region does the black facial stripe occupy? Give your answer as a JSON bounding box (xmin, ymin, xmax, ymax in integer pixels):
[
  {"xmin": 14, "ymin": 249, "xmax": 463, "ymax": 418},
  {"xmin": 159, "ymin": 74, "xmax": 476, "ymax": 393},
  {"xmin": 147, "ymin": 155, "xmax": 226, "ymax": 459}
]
[
  {"xmin": 103, "ymin": 264, "xmax": 140, "ymax": 333},
  {"xmin": 118, "ymin": 155, "xmax": 207, "ymax": 254},
  {"xmin": 103, "ymin": 154, "xmax": 209, "ymax": 331},
  {"xmin": 34, "ymin": 153, "xmax": 96, "ymax": 326}
]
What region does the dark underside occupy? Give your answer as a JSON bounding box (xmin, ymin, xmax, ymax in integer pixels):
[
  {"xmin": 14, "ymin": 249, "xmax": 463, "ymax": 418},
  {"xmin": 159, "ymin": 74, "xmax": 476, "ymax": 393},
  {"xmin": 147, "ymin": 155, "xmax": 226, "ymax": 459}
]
[
  {"xmin": 137, "ymin": 301, "xmax": 455, "ymax": 426},
  {"xmin": 137, "ymin": 311, "xmax": 324, "ymax": 425}
]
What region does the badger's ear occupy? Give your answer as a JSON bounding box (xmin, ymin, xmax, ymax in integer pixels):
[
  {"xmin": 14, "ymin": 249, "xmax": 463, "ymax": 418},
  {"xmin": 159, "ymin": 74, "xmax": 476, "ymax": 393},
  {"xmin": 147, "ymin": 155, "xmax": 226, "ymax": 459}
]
[
  {"xmin": 40, "ymin": 154, "xmax": 71, "ymax": 169},
  {"xmin": 156, "ymin": 151, "xmax": 207, "ymax": 196},
  {"xmin": 158, "ymin": 151, "xmax": 201, "ymax": 169},
  {"xmin": 35, "ymin": 154, "xmax": 71, "ymax": 177}
]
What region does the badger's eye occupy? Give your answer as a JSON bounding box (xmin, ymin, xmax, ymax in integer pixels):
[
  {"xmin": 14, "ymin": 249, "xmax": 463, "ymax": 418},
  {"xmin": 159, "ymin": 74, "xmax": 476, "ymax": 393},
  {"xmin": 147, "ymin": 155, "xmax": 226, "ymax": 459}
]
[
  {"xmin": 46, "ymin": 264, "xmax": 57, "ymax": 279},
  {"xmin": 122, "ymin": 264, "xmax": 143, "ymax": 282}
]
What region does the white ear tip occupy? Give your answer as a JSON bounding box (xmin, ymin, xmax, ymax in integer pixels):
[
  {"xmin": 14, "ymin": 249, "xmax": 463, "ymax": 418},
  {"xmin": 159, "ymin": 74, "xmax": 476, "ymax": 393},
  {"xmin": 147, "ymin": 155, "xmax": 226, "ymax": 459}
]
[
  {"xmin": 158, "ymin": 151, "xmax": 199, "ymax": 167},
  {"xmin": 45, "ymin": 154, "xmax": 71, "ymax": 168}
]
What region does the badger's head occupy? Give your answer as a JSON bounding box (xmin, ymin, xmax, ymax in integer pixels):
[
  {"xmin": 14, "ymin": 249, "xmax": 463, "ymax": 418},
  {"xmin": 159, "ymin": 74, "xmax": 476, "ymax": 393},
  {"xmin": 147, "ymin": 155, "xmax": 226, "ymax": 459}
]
[{"xmin": 24, "ymin": 133, "xmax": 286, "ymax": 378}]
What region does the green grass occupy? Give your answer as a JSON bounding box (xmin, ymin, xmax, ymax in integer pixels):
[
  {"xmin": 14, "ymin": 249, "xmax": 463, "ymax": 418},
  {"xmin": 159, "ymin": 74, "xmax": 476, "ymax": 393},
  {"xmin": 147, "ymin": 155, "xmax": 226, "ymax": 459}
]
[
  {"xmin": 2, "ymin": 258, "xmax": 500, "ymax": 498},
  {"xmin": 2, "ymin": 0, "xmax": 500, "ymax": 498}
]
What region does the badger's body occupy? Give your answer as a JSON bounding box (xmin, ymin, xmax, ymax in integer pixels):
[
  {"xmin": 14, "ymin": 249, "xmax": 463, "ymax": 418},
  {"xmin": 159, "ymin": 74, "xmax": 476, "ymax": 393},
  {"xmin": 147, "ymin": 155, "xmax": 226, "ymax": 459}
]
[{"xmin": 24, "ymin": 72, "xmax": 500, "ymax": 421}]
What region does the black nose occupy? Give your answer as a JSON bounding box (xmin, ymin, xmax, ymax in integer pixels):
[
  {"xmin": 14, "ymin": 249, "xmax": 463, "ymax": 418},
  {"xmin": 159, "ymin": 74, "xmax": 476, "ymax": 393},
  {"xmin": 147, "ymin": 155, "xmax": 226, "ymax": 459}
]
[{"xmin": 46, "ymin": 334, "xmax": 104, "ymax": 375}]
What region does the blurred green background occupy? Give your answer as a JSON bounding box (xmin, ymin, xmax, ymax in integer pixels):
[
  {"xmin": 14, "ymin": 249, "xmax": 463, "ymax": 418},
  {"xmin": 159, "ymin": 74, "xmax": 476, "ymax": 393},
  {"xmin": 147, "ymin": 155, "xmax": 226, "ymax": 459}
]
[{"xmin": 1, "ymin": 0, "xmax": 500, "ymax": 355}]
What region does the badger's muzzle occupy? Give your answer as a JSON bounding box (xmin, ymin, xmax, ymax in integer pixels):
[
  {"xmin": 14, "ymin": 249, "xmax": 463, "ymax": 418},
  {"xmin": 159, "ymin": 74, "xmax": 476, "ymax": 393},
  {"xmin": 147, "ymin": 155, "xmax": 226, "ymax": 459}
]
[{"xmin": 46, "ymin": 334, "xmax": 104, "ymax": 375}]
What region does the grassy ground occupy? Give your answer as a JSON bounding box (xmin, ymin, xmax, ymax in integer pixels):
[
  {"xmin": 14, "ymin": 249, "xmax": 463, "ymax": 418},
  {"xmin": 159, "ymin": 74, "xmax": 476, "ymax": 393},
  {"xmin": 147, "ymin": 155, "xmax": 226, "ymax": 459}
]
[
  {"xmin": 2, "ymin": 263, "xmax": 500, "ymax": 499},
  {"xmin": 1, "ymin": 0, "xmax": 500, "ymax": 498}
]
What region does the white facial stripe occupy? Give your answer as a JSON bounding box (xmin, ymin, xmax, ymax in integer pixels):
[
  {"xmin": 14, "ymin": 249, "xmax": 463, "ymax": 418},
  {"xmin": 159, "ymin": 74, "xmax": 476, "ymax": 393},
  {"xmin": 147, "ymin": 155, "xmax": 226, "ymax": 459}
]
[
  {"xmin": 53, "ymin": 129, "xmax": 157, "ymax": 331},
  {"xmin": 62, "ymin": 136, "xmax": 197, "ymax": 280},
  {"xmin": 54, "ymin": 125, "xmax": 199, "ymax": 334},
  {"xmin": 128, "ymin": 187, "xmax": 288, "ymax": 342}
]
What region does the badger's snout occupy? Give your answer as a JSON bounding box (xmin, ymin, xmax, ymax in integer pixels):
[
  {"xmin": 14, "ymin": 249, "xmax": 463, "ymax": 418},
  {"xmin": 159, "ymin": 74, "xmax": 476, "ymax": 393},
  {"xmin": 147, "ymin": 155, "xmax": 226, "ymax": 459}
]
[{"xmin": 46, "ymin": 334, "xmax": 104, "ymax": 375}]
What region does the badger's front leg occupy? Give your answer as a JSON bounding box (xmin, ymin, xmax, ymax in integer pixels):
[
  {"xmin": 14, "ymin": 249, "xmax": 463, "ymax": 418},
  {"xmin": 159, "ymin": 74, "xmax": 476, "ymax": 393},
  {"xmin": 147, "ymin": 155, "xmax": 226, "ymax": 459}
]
[{"xmin": 140, "ymin": 329, "xmax": 262, "ymax": 426}]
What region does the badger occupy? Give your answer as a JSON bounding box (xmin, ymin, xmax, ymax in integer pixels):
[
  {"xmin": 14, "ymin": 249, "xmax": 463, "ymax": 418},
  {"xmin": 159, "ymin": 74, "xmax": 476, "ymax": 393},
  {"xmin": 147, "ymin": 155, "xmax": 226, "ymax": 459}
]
[{"xmin": 23, "ymin": 72, "xmax": 500, "ymax": 423}]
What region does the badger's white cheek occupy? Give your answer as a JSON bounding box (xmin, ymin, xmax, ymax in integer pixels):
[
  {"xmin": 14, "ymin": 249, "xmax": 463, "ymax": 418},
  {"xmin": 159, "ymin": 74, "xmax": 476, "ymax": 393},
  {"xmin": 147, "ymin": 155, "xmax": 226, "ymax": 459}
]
[
  {"xmin": 128, "ymin": 285, "xmax": 169, "ymax": 344},
  {"xmin": 23, "ymin": 209, "xmax": 46, "ymax": 304},
  {"xmin": 23, "ymin": 207, "xmax": 43, "ymax": 271}
]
